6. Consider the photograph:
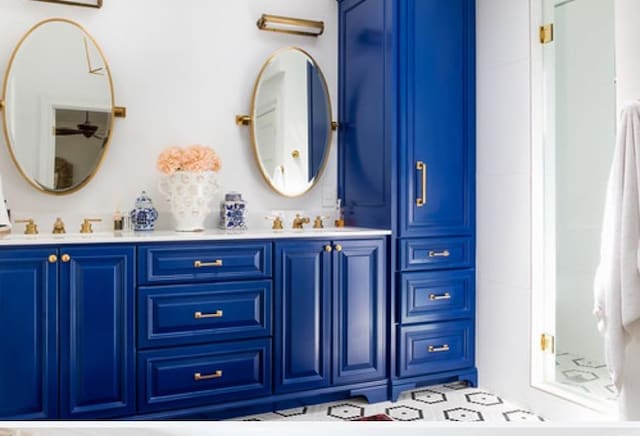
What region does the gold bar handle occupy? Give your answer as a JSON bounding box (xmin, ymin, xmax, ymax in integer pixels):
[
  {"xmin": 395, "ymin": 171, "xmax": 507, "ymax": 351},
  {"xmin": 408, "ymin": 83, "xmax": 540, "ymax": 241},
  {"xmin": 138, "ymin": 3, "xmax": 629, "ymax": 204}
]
[
  {"xmin": 194, "ymin": 310, "xmax": 223, "ymax": 319},
  {"xmin": 428, "ymin": 250, "xmax": 450, "ymax": 258},
  {"xmin": 428, "ymin": 345, "xmax": 450, "ymax": 353},
  {"xmin": 429, "ymin": 292, "xmax": 451, "ymax": 301},
  {"xmin": 416, "ymin": 161, "xmax": 427, "ymax": 207},
  {"xmin": 194, "ymin": 260, "xmax": 223, "ymax": 268},
  {"xmin": 194, "ymin": 370, "xmax": 223, "ymax": 381}
]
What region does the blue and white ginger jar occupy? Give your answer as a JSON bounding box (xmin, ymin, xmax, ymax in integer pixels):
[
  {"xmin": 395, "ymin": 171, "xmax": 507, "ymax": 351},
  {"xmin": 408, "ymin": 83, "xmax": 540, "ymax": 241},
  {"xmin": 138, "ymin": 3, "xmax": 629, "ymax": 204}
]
[
  {"xmin": 219, "ymin": 192, "xmax": 247, "ymax": 230},
  {"xmin": 130, "ymin": 191, "xmax": 158, "ymax": 231}
]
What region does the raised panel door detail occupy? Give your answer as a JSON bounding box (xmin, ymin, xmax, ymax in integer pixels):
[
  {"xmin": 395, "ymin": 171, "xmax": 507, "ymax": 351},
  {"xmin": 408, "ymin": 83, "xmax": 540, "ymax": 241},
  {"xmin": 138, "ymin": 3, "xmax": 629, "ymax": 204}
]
[
  {"xmin": 138, "ymin": 339, "xmax": 271, "ymax": 413},
  {"xmin": 400, "ymin": 269, "xmax": 474, "ymax": 324},
  {"xmin": 0, "ymin": 249, "xmax": 57, "ymax": 420},
  {"xmin": 400, "ymin": 0, "xmax": 475, "ymax": 237},
  {"xmin": 138, "ymin": 280, "xmax": 272, "ymax": 349},
  {"xmin": 333, "ymin": 239, "xmax": 386, "ymax": 385},
  {"xmin": 399, "ymin": 237, "xmax": 473, "ymax": 271},
  {"xmin": 275, "ymin": 241, "xmax": 331, "ymax": 393},
  {"xmin": 139, "ymin": 242, "xmax": 272, "ymax": 285},
  {"xmin": 60, "ymin": 245, "xmax": 135, "ymax": 419},
  {"xmin": 339, "ymin": 0, "xmax": 395, "ymax": 229},
  {"xmin": 398, "ymin": 320, "xmax": 474, "ymax": 378}
]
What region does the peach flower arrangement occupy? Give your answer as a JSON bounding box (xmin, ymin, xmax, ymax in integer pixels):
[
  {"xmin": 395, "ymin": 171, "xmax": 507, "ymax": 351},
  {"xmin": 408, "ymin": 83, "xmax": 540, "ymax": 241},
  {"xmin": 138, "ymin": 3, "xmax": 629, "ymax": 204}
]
[{"xmin": 157, "ymin": 145, "xmax": 221, "ymax": 175}]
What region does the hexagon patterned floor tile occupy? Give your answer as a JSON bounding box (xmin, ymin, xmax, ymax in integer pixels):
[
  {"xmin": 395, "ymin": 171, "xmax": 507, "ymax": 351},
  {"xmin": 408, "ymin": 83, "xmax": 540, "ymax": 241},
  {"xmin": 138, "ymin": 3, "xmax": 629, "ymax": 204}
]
[{"xmin": 232, "ymin": 382, "xmax": 546, "ymax": 422}]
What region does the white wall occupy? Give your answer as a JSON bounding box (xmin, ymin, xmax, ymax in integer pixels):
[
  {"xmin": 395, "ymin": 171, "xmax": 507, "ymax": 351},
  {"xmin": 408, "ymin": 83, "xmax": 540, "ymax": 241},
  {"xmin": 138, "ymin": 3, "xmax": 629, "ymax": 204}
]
[
  {"xmin": 0, "ymin": 0, "xmax": 338, "ymax": 231},
  {"xmin": 476, "ymin": 0, "xmax": 605, "ymax": 421}
]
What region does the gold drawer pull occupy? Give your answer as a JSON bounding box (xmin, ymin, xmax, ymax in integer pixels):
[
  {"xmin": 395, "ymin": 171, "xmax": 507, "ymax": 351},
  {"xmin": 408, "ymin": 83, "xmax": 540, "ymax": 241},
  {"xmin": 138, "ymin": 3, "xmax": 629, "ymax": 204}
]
[
  {"xmin": 194, "ymin": 310, "xmax": 224, "ymax": 319},
  {"xmin": 428, "ymin": 345, "xmax": 450, "ymax": 353},
  {"xmin": 429, "ymin": 292, "xmax": 452, "ymax": 301},
  {"xmin": 428, "ymin": 250, "xmax": 450, "ymax": 258},
  {"xmin": 416, "ymin": 161, "xmax": 427, "ymax": 207},
  {"xmin": 194, "ymin": 260, "xmax": 223, "ymax": 268},
  {"xmin": 194, "ymin": 370, "xmax": 223, "ymax": 381}
]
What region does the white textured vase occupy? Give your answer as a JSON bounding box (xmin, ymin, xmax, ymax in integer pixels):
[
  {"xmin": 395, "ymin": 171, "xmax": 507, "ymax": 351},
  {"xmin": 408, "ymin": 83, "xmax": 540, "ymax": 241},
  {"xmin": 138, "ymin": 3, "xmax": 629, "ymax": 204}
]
[{"xmin": 159, "ymin": 171, "xmax": 219, "ymax": 231}]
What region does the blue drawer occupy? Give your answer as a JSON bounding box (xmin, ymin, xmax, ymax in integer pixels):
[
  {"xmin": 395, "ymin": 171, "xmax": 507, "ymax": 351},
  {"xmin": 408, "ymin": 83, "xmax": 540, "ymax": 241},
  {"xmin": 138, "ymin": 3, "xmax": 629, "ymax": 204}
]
[
  {"xmin": 399, "ymin": 237, "xmax": 473, "ymax": 271},
  {"xmin": 138, "ymin": 281, "xmax": 272, "ymax": 349},
  {"xmin": 398, "ymin": 321, "xmax": 474, "ymax": 378},
  {"xmin": 138, "ymin": 242, "xmax": 272, "ymax": 285},
  {"xmin": 400, "ymin": 270, "xmax": 474, "ymax": 324},
  {"xmin": 137, "ymin": 339, "xmax": 271, "ymax": 413}
]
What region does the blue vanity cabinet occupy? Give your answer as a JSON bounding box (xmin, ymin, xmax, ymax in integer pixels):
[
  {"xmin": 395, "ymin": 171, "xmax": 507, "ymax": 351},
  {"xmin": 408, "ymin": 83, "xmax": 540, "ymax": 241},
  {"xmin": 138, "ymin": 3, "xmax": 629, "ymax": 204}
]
[
  {"xmin": 398, "ymin": 0, "xmax": 475, "ymax": 238},
  {"xmin": 59, "ymin": 245, "xmax": 135, "ymax": 419},
  {"xmin": 274, "ymin": 241, "xmax": 332, "ymax": 393},
  {"xmin": 338, "ymin": 0, "xmax": 477, "ymax": 398},
  {"xmin": 0, "ymin": 248, "xmax": 57, "ymax": 420},
  {"xmin": 332, "ymin": 239, "xmax": 386, "ymax": 385},
  {"xmin": 275, "ymin": 238, "xmax": 386, "ymax": 393}
]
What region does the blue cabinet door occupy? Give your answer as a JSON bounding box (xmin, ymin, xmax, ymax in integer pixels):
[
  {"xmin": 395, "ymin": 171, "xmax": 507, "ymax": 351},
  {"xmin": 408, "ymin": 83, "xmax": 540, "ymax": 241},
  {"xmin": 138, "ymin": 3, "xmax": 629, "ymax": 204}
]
[
  {"xmin": 275, "ymin": 241, "xmax": 331, "ymax": 393},
  {"xmin": 399, "ymin": 0, "xmax": 475, "ymax": 237},
  {"xmin": 60, "ymin": 245, "xmax": 135, "ymax": 419},
  {"xmin": 0, "ymin": 248, "xmax": 57, "ymax": 420},
  {"xmin": 333, "ymin": 239, "xmax": 386, "ymax": 385}
]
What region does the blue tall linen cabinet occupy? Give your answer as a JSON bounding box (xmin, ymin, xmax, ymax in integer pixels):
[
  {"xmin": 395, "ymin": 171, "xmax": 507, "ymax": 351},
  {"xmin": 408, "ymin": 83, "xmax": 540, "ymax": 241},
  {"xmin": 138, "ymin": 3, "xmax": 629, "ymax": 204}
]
[{"xmin": 337, "ymin": 0, "xmax": 477, "ymax": 399}]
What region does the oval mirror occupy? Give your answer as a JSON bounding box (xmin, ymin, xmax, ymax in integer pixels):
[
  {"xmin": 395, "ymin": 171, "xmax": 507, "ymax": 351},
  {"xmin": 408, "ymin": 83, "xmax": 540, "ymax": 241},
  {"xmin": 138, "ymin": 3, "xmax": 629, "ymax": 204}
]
[
  {"xmin": 1, "ymin": 19, "xmax": 115, "ymax": 194},
  {"xmin": 250, "ymin": 48, "xmax": 333, "ymax": 197}
]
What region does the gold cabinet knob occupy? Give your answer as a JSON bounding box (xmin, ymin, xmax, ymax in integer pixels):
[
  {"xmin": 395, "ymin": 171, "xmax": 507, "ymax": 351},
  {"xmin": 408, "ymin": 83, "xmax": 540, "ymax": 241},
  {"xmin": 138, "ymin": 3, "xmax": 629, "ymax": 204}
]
[
  {"xmin": 61, "ymin": 254, "xmax": 71, "ymax": 263},
  {"xmin": 324, "ymin": 245, "xmax": 333, "ymax": 253},
  {"xmin": 334, "ymin": 244, "xmax": 343, "ymax": 252},
  {"xmin": 291, "ymin": 149, "xmax": 301, "ymax": 159},
  {"xmin": 48, "ymin": 254, "xmax": 58, "ymax": 263}
]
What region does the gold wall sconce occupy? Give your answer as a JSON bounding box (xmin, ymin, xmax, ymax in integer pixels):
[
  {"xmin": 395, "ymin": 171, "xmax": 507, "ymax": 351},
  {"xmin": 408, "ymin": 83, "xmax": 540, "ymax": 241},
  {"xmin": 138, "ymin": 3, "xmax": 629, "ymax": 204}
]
[
  {"xmin": 257, "ymin": 14, "xmax": 324, "ymax": 37},
  {"xmin": 33, "ymin": 0, "xmax": 102, "ymax": 8}
]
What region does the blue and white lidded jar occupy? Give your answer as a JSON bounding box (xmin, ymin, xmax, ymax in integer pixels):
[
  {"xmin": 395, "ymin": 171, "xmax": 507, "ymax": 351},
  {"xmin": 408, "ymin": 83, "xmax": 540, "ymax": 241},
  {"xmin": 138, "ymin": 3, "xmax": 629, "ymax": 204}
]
[
  {"xmin": 219, "ymin": 191, "xmax": 247, "ymax": 230},
  {"xmin": 130, "ymin": 191, "xmax": 159, "ymax": 231}
]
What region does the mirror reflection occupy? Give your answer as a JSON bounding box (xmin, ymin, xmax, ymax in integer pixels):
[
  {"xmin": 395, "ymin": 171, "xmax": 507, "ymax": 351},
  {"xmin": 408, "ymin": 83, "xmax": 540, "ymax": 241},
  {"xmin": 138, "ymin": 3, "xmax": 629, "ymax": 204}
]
[
  {"xmin": 2, "ymin": 19, "xmax": 113, "ymax": 194},
  {"xmin": 252, "ymin": 48, "xmax": 332, "ymax": 197}
]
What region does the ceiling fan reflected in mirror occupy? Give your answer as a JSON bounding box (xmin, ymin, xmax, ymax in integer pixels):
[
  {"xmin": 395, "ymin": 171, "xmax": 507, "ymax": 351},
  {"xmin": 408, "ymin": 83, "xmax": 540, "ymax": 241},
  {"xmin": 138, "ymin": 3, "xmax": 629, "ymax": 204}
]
[{"xmin": 55, "ymin": 111, "xmax": 108, "ymax": 140}]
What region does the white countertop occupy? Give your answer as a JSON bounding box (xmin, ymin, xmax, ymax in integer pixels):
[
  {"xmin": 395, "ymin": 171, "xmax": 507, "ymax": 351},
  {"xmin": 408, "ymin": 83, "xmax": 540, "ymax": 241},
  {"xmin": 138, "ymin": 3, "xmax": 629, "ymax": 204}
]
[{"xmin": 0, "ymin": 227, "xmax": 391, "ymax": 246}]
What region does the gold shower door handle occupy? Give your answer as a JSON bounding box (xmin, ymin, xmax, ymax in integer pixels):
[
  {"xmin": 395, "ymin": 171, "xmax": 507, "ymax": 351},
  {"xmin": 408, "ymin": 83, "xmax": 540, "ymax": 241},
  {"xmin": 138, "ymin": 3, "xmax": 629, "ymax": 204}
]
[{"xmin": 416, "ymin": 161, "xmax": 427, "ymax": 207}]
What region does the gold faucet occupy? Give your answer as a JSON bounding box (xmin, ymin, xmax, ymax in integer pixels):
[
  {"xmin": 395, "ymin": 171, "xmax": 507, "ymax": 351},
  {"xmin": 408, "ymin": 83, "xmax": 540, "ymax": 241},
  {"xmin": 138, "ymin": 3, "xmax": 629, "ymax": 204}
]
[
  {"xmin": 80, "ymin": 218, "xmax": 102, "ymax": 234},
  {"xmin": 52, "ymin": 217, "xmax": 66, "ymax": 234},
  {"xmin": 15, "ymin": 219, "xmax": 38, "ymax": 235},
  {"xmin": 292, "ymin": 214, "xmax": 310, "ymax": 230}
]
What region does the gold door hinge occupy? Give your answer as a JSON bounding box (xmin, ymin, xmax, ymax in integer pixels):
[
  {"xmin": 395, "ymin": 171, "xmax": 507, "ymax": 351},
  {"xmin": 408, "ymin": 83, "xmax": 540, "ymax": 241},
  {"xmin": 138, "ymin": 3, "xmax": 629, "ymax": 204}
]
[
  {"xmin": 540, "ymin": 333, "xmax": 555, "ymax": 353},
  {"xmin": 540, "ymin": 24, "xmax": 554, "ymax": 44}
]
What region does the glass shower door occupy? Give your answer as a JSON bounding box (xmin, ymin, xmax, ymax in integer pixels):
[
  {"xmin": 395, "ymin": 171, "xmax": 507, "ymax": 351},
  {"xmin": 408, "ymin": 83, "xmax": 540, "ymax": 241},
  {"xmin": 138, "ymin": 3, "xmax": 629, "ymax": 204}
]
[{"xmin": 538, "ymin": 0, "xmax": 617, "ymax": 406}]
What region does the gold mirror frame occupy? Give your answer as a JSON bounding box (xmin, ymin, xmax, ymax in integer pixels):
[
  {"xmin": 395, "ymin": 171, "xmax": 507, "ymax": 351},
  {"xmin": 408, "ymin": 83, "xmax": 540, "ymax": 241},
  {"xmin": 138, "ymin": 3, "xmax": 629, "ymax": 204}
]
[
  {"xmin": 237, "ymin": 47, "xmax": 337, "ymax": 198},
  {"xmin": 0, "ymin": 18, "xmax": 125, "ymax": 196}
]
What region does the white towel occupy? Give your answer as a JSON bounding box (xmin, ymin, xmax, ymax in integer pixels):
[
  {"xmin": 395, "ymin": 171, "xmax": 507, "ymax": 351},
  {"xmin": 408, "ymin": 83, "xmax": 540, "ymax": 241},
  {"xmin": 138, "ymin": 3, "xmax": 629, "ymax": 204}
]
[
  {"xmin": 0, "ymin": 175, "xmax": 11, "ymax": 232},
  {"xmin": 594, "ymin": 101, "xmax": 640, "ymax": 398}
]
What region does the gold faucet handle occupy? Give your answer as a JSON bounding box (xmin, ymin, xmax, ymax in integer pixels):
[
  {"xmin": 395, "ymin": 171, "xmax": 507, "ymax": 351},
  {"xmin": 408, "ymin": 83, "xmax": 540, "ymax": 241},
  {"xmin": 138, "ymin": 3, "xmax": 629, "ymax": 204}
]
[
  {"xmin": 52, "ymin": 217, "xmax": 66, "ymax": 234},
  {"xmin": 265, "ymin": 215, "xmax": 284, "ymax": 231},
  {"xmin": 313, "ymin": 216, "xmax": 327, "ymax": 229},
  {"xmin": 15, "ymin": 219, "xmax": 38, "ymax": 235},
  {"xmin": 80, "ymin": 218, "xmax": 102, "ymax": 234}
]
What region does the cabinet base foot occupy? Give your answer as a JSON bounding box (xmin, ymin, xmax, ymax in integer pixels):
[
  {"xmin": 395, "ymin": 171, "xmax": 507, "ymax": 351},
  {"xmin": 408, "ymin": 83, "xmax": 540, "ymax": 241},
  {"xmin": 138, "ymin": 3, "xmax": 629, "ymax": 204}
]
[
  {"xmin": 350, "ymin": 384, "xmax": 388, "ymax": 404},
  {"xmin": 391, "ymin": 367, "xmax": 478, "ymax": 402}
]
